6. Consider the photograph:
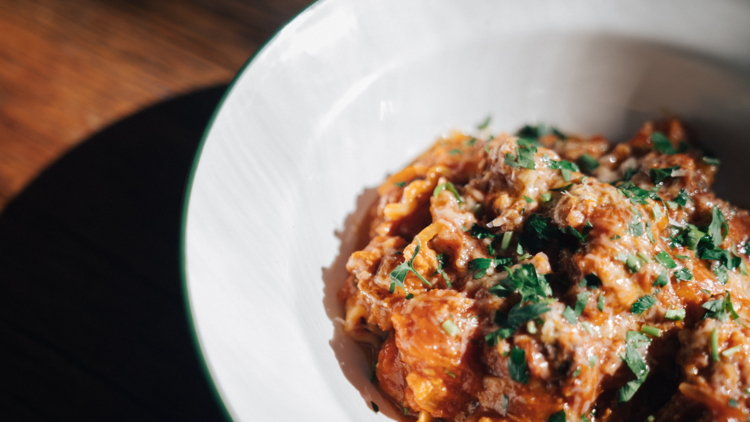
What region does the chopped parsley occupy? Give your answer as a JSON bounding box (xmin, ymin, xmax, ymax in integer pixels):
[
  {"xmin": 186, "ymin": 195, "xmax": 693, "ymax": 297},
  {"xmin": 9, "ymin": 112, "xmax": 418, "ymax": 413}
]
[
  {"xmin": 666, "ymin": 189, "xmax": 692, "ymax": 209},
  {"xmin": 625, "ymin": 253, "xmax": 646, "ymax": 273},
  {"xmin": 505, "ymin": 302, "xmax": 552, "ymax": 328},
  {"xmin": 629, "ymin": 220, "xmax": 645, "ymax": 237},
  {"xmin": 549, "ymin": 159, "xmax": 580, "ymax": 182},
  {"xmin": 541, "ymin": 192, "xmax": 552, "ymax": 203},
  {"xmin": 674, "ymin": 268, "xmax": 693, "ymax": 282},
  {"xmin": 631, "ymin": 295, "xmax": 657, "ymax": 315},
  {"xmin": 501, "ymin": 231, "xmax": 513, "ymax": 250},
  {"xmin": 371, "ymin": 401, "xmax": 379, "ymax": 413},
  {"xmin": 703, "ymin": 157, "xmax": 720, "ymax": 166},
  {"xmin": 575, "ymin": 291, "xmax": 590, "ymax": 316},
  {"xmin": 598, "ymin": 293, "xmax": 605, "ymax": 311},
  {"xmin": 703, "ymin": 291, "xmax": 739, "ymax": 322},
  {"xmin": 649, "ymin": 166, "xmax": 681, "ymax": 184},
  {"xmin": 617, "ymin": 332, "xmax": 651, "ymax": 403},
  {"xmin": 641, "ymin": 325, "xmax": 662, "ymax": 337},
  {"xmin": 505, "ymin": 139, "xmax": 538, "ymax": 170},
  {"xmin": 651, "ymin": 131, "xmax": 676, "ymax": 155},
  {"xmin": 711, "ymin": 327, "xmax": 719, "ymax": 363},
  {"xmin": 469, "ymin": 223, "xmax": 495, "ymax": 239},
  {"xmin": 445, "ymin": 369, "xmax": 456, "ymax": 378},
  {"xmin": 433, "ymin": 181, "xmax": 463, "ymax": 203},
  {"xmin": 449, "ymin": 148, "xmax": 462, "ymax": 155},
  {"xmin": 548, "ymin": 410, "xmax": 566, "ymax": 422},
  {"xmin": 442, "ymin": 319, "xmax": 459, "ymax": 337},
  {"xmin": 589, "ymin": 355, "xmax": 598, "ymax": 367},
  {"xmin": 563, "ymin": 306, "xmax": 577, "ymax": 324},
  {"xmin": 435, "ymin": 253, "xmax": 452, "ymax": 288},
  {"xmin": 509, "ymin": 347, "xmax": 530, "ymax": 384},
  {"xmin": 389, "ymin": 239, "xmax": 432, "ymax": 293},
  {"xmin": 517, "ymin": 123, "xmax": 565, "ymax": 140},
  {"xmin": 653, "ymin": 270, "xmax": 669, "ymax": 287},
  {"xmin": 394, "ymin": 181, "xmax": 406, "ymax": 187},
  {"xmin": 477, "ymin": 116, "xmax": 492, "ymax": 130},
  {"xmin": 665, "ymin": 307, "xmax": 686, "ymax": 321},
  {"xmin": 655, "ymin": 251, "xmax": 677, "ymax": 269},
  {"xmin": 523, "ymin": 195, "xmax": 534, "ymax": 203},
  {"xmin": 579, "ymin": 154, "xmax": 599, "ymax": 173},
  {"xmin": 728, "ymin": 398, "xmax": 739, "ymax": 408},
  {"xmin": 707, "ymin": 206, "xmax": 729, "ymax": 248},
  {"xmin": 550, "ymin": 183, "xmax": 573, "ymax": 192},
  {"xmin": 722, "ymin": 346, "xmax": 741, "ymax": 357}
]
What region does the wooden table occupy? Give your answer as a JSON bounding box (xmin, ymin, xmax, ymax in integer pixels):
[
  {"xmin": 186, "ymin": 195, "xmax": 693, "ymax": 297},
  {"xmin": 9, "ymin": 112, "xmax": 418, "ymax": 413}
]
[{"xmin": 0, "ymin": 1, "xmax": 312, "ymax": 420}]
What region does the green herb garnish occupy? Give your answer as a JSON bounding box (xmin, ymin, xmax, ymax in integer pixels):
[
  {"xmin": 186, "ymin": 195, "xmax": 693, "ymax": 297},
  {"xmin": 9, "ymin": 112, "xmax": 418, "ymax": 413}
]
[
  {"xmin": 649, "ymin": 166, "xmax": 681, "ymax": 184},
  {"xmin": 433, "ymin": 181, "xmax": 463, "ymax": 203},
  {"xmin": 389, "ymin": 239, "xmax": 432, "ymax": 293},
  {"xmin": 631, "ymin": 295, "xmax": 657, "ymax": 315},
  {"xmin": 665, "ymin": 307, "xmax": 686, "ymax": 321},
  {"xmin": 509, "ymin": 347, "xmax": 530, "ymax": 384},
  {"xmin": 655, "ymin": 251, "xmax": 677, "ymax": 269},
  {"xmin": 641, "ymin": 325, "xmax": 662, "ymax": 337},
  {"xmin": 651, "ymin": 132, "xmax": 676, "ymax": 155},
  {"xmin": 711, "ymin": 327, "xmax": 719, "ymax": 362},
  {"xmin": 579, "ymin": 154, "xmax": 599, "ymax": 173},
  {"xmin": 563, "ymin": 306, "xmax": 577, "ymax": 324}
]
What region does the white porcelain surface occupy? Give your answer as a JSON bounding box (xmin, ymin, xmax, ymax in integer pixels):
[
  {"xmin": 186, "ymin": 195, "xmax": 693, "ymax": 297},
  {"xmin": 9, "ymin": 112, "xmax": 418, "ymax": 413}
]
[{"xmin": 183, "ymin": 1, "xmax": 750, "ymax": 420}]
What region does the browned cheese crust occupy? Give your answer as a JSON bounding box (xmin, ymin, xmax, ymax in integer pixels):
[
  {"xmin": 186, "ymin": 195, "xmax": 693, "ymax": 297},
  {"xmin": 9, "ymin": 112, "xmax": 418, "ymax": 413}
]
[{"xmin": 340, "ymin": 120, "xmax": 750, "ymax": 422}]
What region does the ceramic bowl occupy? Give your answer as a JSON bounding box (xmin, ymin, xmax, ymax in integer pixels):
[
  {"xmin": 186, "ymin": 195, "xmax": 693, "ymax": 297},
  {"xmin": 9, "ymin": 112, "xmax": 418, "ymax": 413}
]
[{"xmin": 182, "ymin": 1, "xmax": 750, "ymax": 420}]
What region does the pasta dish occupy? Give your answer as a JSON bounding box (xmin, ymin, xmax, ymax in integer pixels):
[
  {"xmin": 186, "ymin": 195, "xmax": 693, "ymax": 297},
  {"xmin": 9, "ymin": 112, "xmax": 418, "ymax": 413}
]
[{"xmin": 339, "ymin": 119, "xmax": 750, "ymax": 421}]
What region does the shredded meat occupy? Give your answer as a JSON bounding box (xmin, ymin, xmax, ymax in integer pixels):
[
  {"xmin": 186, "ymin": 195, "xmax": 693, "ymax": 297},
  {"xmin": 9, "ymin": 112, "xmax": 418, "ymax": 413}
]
[{"xmin": 341, "ymin": 120, "xmax": 750, "ymax": 421}]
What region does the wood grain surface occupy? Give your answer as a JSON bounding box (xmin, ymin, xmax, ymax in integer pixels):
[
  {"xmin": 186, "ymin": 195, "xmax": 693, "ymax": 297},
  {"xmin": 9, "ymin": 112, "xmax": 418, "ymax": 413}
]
[
  {"xmin": 0, "ymin": 0, "xmax": 311, "ymax": 209},
  {"xmin": 0, "ymin": 0, "xmax": 312, "ymax": 420}
]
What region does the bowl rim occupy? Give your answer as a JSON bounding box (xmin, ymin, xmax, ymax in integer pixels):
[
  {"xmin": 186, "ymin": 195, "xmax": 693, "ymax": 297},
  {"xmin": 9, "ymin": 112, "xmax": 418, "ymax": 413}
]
[{"xmin": 178, "ymin": 1, "xmax": 324, "ymax": 419}]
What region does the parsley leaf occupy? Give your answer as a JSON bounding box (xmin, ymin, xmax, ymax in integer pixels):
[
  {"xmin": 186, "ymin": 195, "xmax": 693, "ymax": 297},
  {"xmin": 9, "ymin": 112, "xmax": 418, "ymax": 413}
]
[
  {"xmin": 477, "ymin": 116, "xmax": 492, "ymax": 130},
  {"xmin": 579, "ymin": 154, "xmax": 599, "ymax": 173},
  {"xmin": 665, "ymin": 308, "xmax": 686, "ymax": 321},
  {"xmin": 653, "ymin": 270, "xmax": 669, "ymax": 287},
  {"xmin": 625, "ymin": 253, "xmax": 646, "ymax": 273},
  {"xmin": 622, "ymin": 343, "xmax": 649, "ymax": 381},
  {"xmin": 629, "ymin": 221, "xmax": 645, "ymax": 237},
  {"xmin": 631, "ymin": 295, "xmax": 657, "ymax": 315},
  {"xmin": 470, "ymin": 223, "xmax": 495, "ymax": 239},
  {"xmin": 442, "ymin": 320, "xmax": 459, "ymax": 337},
  {"xmin": 505, "ymin": 302, "xmax": 552, "ymax": 328},
  {"xmin": 703, "ymin": 157, "xmax": 720, "ymax": 166},
  {"xmin": 394, "ymin": 181, "xmax": 406, "ymax": 187},
  {"xmin": 708, "ymin": 206, "xmax": 729, "ymax": 248},
  {"xmin": 618, "ymin": 380, "xmax": 645, "ymax": 404},
  {"xmin": 508, "ymin": 347, "xmax": 530, "ymax": 384},
  {"xmin": 674, "ymin": 268, "xmax": 693, "ymax": 281},
  {"xmin": 563, "ymin": 306, "xmax": 577, "ymax": 324},
  {"xmin": 549, "ymin": 159, "xmax": 580, "ymax": 182},
  {"xmin": 435, "ymin": 253, "xmax": 452, "ymax": 288},
  {"xmin": 389, "ymin": 239, "xmax": 432, "ymax": 293},
  {"xmin": 548, "ymin": 410, "xmax": 566, "ymax": 422},
  {"xmin": 433, "ymin": 182, "xmax": 463, "ymax": 203},
  {"xmin": 515, "ymin": 140, "xmax": 538, "ymax": 170},
  {"xmin": 649, "ymin": 166, "xmax": 681, "ymax": 184},
  {"xmin": 598, "ymin": 293, "xmax": 605, "ymax": 311},
  {"xmin": 575, "ymin": 291, "xmax": 590, "ymax": 317},
  {"xmin": 651, "ymin": 132, "xmax": 676, "ymax": 155},
  {"xmin": 655, "ymin": 251, "xmax": 677, "ymax": 269},
  {"xmin": 626, "ymin": 331, "xmax": 651, "ymax": 348}
]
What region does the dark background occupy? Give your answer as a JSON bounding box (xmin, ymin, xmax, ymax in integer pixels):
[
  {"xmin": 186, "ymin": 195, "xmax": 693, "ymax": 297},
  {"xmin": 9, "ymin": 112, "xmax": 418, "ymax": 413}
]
[{"xmin": 0, "ymin": 0, "xmax": 313, "ymax": 420}]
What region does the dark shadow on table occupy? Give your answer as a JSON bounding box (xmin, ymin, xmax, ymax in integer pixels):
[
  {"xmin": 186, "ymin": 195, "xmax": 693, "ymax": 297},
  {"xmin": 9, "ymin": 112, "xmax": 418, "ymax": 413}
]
[{"xmin": 0, "ymin": 86, "xmax": 229, "ymax": 422}]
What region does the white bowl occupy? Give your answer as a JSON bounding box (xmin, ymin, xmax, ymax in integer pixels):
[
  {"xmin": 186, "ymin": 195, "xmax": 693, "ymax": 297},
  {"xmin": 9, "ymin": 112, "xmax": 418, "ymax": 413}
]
[{"xmin": 182, "ymin": 1, "xmax": 750, "ymax": 420}]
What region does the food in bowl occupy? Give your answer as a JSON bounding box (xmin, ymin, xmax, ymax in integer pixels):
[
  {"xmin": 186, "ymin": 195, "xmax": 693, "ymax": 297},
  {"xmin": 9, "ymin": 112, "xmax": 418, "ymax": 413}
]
[{"xmin": 339, "ymin": 119, "xmax": 750, "ymax": 421}]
